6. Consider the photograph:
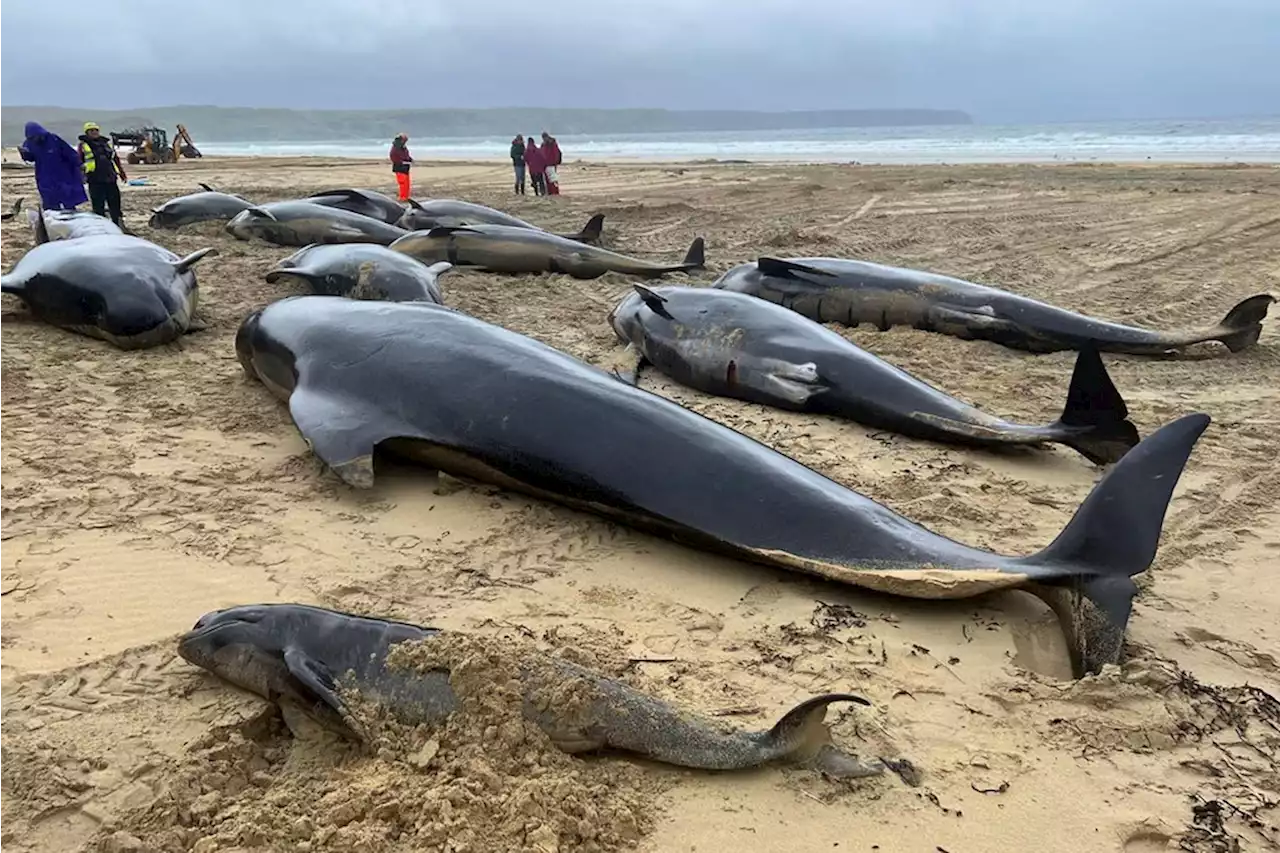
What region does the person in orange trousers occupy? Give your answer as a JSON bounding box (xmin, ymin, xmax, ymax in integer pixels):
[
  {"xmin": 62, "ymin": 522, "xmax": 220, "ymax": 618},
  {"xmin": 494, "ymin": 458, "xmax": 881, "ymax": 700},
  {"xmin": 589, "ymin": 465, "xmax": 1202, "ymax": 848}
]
[{"xmin": 390, "ymin": 133, "xmax": 413, "ymax": 200}]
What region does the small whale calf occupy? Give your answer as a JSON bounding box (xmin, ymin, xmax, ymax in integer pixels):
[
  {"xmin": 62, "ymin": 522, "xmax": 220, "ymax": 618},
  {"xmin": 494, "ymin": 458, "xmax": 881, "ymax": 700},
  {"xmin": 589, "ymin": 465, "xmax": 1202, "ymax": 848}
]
[{"xmin": 179, "ymin": 603, "xmax": 913, "ymax": 780}]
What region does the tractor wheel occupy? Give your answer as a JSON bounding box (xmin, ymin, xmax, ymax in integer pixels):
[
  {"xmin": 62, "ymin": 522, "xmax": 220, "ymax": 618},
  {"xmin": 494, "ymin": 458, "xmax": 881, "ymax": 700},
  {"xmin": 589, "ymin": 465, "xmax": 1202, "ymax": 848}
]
[{"xmin": 127, "ymin": 152, "xmax": 141, "ymax": 165}]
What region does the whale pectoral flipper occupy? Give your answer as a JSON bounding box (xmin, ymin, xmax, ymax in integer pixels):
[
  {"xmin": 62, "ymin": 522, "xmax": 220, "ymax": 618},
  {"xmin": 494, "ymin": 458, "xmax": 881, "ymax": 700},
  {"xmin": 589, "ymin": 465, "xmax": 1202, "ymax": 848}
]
[
  {"xmin": 610, "ymin": 344, "xmax": 649, "ymax": 386},
  {"xmin": 923, "ymin": 303, "xmax": 1053, "ymax": 348},
  {"xmin": 283, "ymin": 646, "xmax": 344, "ymax": 710},
  {"xmin": 282, "ymin": 646, "xmax": 363, "ymax": 738},
  {"xmin": 174, "ymin": 247, "xmax": 219, "ymax": 274},
  {"xmin": 716, "ymin": 350, "xmax": 826, "ymax": 408},
  {"xmin": 287, "ymin": 384, "xmax": 427, "ymax": 488}
]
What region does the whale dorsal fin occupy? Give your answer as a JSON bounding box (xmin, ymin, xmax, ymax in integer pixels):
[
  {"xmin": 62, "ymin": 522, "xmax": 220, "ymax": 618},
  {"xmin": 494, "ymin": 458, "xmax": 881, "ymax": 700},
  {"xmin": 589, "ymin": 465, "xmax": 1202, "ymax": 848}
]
[
  {"xmin": 757, "ymin": 257, "xmax": 838, "ymax": 279},
  {"xmin": 425, "ymin": 226, "xmax": 481, "ymax": 238}
]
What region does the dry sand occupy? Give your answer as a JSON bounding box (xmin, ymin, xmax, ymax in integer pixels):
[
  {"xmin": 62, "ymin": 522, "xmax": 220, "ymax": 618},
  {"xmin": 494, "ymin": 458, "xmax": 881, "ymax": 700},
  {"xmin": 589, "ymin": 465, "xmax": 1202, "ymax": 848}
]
[{"xmin": 2, "ymin": 156, "xmax": 1278, "ymax": 852}]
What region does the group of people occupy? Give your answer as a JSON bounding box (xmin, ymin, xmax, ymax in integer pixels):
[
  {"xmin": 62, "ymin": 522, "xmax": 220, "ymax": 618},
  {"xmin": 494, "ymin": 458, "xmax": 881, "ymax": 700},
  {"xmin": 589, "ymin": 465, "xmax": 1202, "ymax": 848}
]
[
  {"xmin": 386, "ymin": 130, "xmax": 564, "ymax": 201},
  {"xmin": 509, "ymin": 132, "xmax": 562, "ymax": 196},
  {"xmin": 18, "ymin": 121, "xmax": 130, "ymax": 225}
]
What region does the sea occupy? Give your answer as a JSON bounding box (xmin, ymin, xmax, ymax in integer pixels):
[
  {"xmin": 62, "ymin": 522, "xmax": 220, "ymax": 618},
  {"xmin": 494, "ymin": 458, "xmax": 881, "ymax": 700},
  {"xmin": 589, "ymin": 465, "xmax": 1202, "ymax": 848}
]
[{"xmin": 195, "ymin": 117, "xmax": 1280, "ymax": 164}]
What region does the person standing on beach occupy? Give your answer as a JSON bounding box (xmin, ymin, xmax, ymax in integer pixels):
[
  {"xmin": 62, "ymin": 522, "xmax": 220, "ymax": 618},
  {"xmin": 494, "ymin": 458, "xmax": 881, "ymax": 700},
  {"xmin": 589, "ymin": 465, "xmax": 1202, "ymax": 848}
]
[
  {"xmin": 525, "ymin": 137, "xmax": 547, "ymax": 196},
  {"xmin": 78, "ymin": 122, "xmax": 127, "ymax": 225},
  {"xmin": 18, "ymin": 121, "xmax": 89, "ymax": 212},
  {"xmin": 541, "ymin": 132, "xmax": 563, "ymax": 196},
  {"xmin": 510, "ymin": 135, "xmax": 526, "ymax": 195},
  {"xmin": 390, "ymin": 133, "xmax": 413, "ymax": 201}
]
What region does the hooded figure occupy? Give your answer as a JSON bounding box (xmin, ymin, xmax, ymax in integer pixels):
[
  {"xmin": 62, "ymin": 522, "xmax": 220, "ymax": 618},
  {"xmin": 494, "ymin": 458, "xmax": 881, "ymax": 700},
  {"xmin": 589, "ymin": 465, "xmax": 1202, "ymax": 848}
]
[
  {"xmin": 390, "ymin": 133, "xmax": 413, "ymax": 201},
  {"xmin": 18, "ymin": 122, "xmax": 89, "ymax": 211},
  {"xmin": 524, "ymin": 137, "xmax": 546, "ymax": 196}
]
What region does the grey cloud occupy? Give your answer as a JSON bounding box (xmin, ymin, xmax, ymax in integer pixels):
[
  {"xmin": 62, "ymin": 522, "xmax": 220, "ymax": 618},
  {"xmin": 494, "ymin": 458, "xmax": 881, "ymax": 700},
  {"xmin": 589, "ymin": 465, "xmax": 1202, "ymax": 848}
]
[{"xmin": 2, "ymin": 0, "xmax": 1277, "ymax": 121}]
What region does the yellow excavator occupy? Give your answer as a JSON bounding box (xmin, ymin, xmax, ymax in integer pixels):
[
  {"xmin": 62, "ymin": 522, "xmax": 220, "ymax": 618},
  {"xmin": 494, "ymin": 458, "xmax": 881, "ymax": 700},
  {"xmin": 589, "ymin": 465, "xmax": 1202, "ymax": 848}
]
[{"xmin": 109, "ymin": 124, "xmax": 202, "ymax": 165}]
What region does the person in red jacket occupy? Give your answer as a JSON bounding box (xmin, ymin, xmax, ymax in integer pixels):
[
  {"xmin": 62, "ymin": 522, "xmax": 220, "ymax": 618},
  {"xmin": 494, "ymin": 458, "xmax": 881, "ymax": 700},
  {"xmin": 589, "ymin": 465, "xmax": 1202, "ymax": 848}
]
[
  {"xmin": 541, "ymin": 131, "xmax": 562, "ymax": 195},
  {"xmin": 524, "ymin": 137, "xmax": 547, "ymax": 196},
  {"xmin": 390, "ymin": 133, "xmax": 413, "ymax": 200}
]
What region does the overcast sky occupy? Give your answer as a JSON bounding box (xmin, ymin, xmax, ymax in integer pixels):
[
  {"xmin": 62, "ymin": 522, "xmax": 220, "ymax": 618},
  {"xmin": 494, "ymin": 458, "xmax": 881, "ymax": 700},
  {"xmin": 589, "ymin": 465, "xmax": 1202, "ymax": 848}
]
[{"xmin": 3, "ymin": 0, "xmax": 1277, "ymax": 122}]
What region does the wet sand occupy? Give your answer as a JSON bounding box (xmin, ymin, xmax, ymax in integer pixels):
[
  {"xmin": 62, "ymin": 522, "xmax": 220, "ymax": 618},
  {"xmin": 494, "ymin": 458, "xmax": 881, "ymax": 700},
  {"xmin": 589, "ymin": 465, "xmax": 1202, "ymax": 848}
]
[{"xmin": 2, "ymin": 156, "xmax": 1278, "ymax": 852}]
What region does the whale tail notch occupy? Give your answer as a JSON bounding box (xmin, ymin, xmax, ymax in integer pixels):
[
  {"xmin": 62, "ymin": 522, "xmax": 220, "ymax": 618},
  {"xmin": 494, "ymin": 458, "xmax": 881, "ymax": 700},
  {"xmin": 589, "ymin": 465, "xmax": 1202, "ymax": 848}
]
[{"xmin": 1021, "ymin": 412, "xmax": 1211, "ymax": 677}]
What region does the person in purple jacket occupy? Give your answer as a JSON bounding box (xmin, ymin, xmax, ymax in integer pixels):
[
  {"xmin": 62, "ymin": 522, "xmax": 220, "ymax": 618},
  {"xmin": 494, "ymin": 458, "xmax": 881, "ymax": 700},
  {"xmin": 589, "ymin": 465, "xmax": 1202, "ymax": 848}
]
[{"xmin": 18, "ymin": 122, "xmax": 89, "ymax": 211}]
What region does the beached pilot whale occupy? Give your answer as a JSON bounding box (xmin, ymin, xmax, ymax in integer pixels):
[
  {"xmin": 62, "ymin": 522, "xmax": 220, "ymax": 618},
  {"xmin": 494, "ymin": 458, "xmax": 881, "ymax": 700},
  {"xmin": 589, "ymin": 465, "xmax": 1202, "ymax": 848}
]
[
  {"xmin": 179, "ymin": 603, "xmax": 915, "ymax": 781},
  {"xmin": 148, "ymin": 183, "xmax": 255, "ymax": 229},
  {"xmin": 234, "ymin": 296, "xmax": 1213, "ymax": 678},
  {"xmin": 306, "ymin": 188, "xmax": 408, "ymax": 225},
  {"xmin": 609, "ymin": 284, "xmax": 1140, "ymax": 464},
  {"xmin": 714, "ymin": 256, "xmax": 1274, "ymax": 356},
  {"xmin": 226, "ymin": 201, "xmax": 410, "ymax": 247},
  {"xmin": 397, "ymin": 198, "xmax": 606, "ymax": 245},
  {"xmin": 266, "ymin": 243, "xmax": 451, "ymax": 304},
  {"xmin": 390, "ymin": 225, "xmax": 705, "ymax": 279},
  {"xmin": 2, "ymin": 210, "xmax": 215, "ymax": 349},
  {"xmin": 30, "ymin": 208, "xmax": 124, "ymax": 241}
]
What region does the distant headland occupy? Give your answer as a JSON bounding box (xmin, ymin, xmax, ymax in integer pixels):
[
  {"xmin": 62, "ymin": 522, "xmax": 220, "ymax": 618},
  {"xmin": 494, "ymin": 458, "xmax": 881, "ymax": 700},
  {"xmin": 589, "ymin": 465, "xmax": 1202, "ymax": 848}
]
[{"xmin": 1, "ymin": 106, "xmax": 973, "ymax": 147}]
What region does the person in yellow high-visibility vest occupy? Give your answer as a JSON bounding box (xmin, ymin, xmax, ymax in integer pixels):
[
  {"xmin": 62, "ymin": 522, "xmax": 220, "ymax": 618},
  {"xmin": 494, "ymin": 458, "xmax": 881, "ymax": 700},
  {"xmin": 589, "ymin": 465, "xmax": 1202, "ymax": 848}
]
[{"xmin": 78, "ymin": 122, "xmax": 128, "ymax": 225}]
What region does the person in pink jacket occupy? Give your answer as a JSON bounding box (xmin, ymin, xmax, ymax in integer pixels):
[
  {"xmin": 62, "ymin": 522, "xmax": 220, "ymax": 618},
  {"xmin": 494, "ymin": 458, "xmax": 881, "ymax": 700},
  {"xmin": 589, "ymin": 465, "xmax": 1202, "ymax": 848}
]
[
  {"xmin": 524, "ymin": 137, "xmax": 547, "ymax": 196},
  {"xmin": 541, "ymin": 132, "xmax": 563, "ymax": 195}
]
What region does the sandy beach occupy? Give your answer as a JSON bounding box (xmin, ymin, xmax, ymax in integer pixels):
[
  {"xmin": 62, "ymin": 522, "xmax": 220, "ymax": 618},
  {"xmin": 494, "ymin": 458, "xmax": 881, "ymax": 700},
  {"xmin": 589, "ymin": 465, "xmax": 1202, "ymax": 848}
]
[{"xmin": 2, "ymin": 156, "xmax": 1278, "ymax": 852}]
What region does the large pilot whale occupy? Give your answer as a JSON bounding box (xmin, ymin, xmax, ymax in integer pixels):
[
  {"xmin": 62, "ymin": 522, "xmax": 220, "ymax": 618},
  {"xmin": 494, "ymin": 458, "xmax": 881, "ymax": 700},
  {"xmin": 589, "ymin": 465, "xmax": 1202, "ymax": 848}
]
[{"xmin": 235, "ymin": 296, "xmax": 1212, "ymax": 678}]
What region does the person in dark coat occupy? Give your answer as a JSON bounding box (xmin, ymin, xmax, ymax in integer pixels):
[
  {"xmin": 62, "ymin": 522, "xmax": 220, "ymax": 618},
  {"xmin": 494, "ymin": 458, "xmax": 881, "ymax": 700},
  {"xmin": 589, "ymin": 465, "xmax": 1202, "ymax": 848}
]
[
  {"xmin": 510, "ymin": 135, "xmax": 526, "ymax": 195},
  {"xmin": 525, "ymin": 137, "xmax": 546, "ymax": 196},
  {"xmin": 390, "ymin": 133, "xmax": 414, "ymax": 200},
  {"xmin": 541, "ymin": 132, "xmax": 563, "ymax": 196},
  {"xmin": 18, "ymin": 121, "xmax": 89, "ymax": 211},
  {"xmin": 78, "ymin": 122, "xmax": 128, "ymax": 225}
]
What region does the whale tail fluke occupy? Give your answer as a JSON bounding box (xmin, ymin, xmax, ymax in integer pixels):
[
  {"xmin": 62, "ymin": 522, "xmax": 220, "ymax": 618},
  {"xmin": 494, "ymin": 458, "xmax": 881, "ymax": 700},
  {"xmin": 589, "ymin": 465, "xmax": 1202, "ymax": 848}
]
[
  {"xmin": 1049, "ymin": 342, "xmax": 1141, "ymax": 465},
  {"xmin": 1213, "ymin": 293, "xmax": 1274, "ymax": 352},
  {"xmin": 568, "ymin": 213, "xmax": 605, "ymax": 245},
  {"xmin": 681, "ymin": 236, "xmax": 706, "ymax": 271},
  {"xmin": 1022, "ymin": 412, "xmax": 1210, "ymax": 677}
]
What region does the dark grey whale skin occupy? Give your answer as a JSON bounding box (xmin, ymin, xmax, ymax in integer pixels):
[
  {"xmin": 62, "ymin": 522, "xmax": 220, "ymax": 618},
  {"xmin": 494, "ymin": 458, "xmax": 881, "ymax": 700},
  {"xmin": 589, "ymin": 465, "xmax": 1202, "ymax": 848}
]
[
  {"xmin": 233, "ymin": 295, "xmax": 1212, "ymax": 678},
  {"xmin": 715, "ymin": 256, "xmax": 1275, "ymax": 356},
  {"xmin": 609, "ymin": 284, "xmax": 1140, "ymax": 465},
  {"xmin": 2, "ymin": 216, "xmax": 215, "ymax": 350},
  {"xmin": 177, "ymin": 603, "xmax": 897, "ymax": 778}
]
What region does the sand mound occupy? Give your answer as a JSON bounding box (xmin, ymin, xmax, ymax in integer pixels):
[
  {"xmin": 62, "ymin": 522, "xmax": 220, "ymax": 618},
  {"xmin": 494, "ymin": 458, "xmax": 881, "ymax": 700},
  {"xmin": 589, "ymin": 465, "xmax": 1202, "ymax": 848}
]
[{"xmin": 80, "ymin": 632, "xmax": 665, "ymax": 853}]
